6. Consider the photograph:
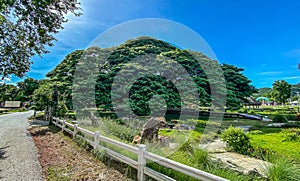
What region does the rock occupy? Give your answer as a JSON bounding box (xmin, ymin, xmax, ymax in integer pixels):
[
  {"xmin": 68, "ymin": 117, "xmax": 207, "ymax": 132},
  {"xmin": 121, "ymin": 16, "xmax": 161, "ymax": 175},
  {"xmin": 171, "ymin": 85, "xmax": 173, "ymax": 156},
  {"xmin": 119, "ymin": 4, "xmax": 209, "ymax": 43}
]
[
  {"xmin": 199, "ymin": 139, "xmax": 227, "ymax": 153},
  {"xmin": 169, "ymin": 143, "xmax": 178, "ymax": 150},
  {"xmin": 211, "ymin": 152, "xmax": 271, "ymax": 177},
  {"xmin": 248, "ymin": 168, "xmax": 261, "ymax": 176}
]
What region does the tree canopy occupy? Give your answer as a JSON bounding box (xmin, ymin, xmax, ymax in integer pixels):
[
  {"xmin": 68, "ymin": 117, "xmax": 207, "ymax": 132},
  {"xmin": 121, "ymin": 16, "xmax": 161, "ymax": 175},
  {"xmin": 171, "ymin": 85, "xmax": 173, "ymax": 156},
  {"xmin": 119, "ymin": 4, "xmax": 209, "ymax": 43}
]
[
  {"xmin": 0, "ymin": 77, "xmax": 40, "ymax": 105},
  {"xmin": 0, "ymin": 0, "xmax": 81, "ymax": 78},
  {"xmin": 32, "ymin": 37, "xmax": 256, "ymax": 117},
  {"xmin": 271, "ymin": 80, "xmax": 291, "ymax": 104},
  {"xmin": 32, "ymin": 50, "xmax": 83, "ymax": 112}
]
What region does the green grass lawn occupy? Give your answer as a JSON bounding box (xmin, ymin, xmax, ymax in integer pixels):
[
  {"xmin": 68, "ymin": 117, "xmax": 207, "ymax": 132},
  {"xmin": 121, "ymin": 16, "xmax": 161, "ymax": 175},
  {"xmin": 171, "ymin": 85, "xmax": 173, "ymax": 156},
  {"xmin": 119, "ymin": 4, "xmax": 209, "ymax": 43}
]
[
  {"xmin": 249, "ymin": 132, "xmax": 300, "ymax": 163},
  {"xmin": 221, "ymin": 118, "xmax": 269, "ymax": 127}
]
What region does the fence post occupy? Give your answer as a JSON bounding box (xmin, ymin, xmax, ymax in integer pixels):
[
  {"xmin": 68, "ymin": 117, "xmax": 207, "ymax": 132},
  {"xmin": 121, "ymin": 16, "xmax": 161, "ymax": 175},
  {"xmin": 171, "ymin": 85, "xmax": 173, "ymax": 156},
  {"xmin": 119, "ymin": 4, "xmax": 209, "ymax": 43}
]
[
  {"xmin": 52, "ymin": 118, "xmax": 56, "ymax": 126},
  {"xmin": 137, "ymin": 144, "xmax": 146, "ymax": 181},
  {"xmin": 73, "ymin": 124, "xmax": 78, "ymax": 138},
  {"xmin": 62, "ymin": 120, "xmax": 66, "ymax": 131},
  {"xmin": 94, "ymin": 131, "xmax": 100, "ymax": 150}
]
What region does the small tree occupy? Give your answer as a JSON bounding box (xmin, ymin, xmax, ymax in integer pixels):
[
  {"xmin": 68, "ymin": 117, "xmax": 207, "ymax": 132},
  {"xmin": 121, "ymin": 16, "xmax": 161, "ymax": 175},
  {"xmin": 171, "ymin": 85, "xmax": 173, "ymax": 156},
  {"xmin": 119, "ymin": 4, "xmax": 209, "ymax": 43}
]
[
  {"xmin": 271, "ymin": 80, "xmax": 291, "ymax": 105},
  {"xmin": 32, "ymin": 83, "xmax": 52, "ymax": 122}
]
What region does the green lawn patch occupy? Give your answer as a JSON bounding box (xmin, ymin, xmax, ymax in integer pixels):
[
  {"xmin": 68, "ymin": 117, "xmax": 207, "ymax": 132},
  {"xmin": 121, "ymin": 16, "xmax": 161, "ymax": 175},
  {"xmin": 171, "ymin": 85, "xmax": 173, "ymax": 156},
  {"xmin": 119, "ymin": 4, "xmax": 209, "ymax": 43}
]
[{"xmin": 249, "ymin": 132, "xmax": 300, "ymax": 163}]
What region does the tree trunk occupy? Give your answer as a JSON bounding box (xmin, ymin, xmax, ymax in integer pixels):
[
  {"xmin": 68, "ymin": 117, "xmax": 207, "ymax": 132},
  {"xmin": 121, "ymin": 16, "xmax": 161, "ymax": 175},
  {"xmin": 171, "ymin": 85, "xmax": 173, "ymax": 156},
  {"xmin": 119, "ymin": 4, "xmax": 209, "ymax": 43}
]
[{"xmin": 48, "ymin": 106, "xmax": 53, "ymax": 125}]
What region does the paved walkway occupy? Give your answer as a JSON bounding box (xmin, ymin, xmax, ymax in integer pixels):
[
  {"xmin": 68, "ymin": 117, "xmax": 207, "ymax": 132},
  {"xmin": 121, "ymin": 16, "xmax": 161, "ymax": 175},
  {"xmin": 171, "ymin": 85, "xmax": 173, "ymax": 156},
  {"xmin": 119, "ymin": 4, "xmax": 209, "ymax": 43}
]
[{"xmin": 0, "ymin": 111, "xmax": 44, "ymax": 180}]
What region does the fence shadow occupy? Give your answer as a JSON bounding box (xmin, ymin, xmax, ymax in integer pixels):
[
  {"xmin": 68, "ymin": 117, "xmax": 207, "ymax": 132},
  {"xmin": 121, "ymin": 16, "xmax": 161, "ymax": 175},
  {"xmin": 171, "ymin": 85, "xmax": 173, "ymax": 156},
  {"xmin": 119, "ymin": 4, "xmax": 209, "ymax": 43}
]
[{"xmin": 0, "ymin": 146, "xmax": 9, "ymax": 160}]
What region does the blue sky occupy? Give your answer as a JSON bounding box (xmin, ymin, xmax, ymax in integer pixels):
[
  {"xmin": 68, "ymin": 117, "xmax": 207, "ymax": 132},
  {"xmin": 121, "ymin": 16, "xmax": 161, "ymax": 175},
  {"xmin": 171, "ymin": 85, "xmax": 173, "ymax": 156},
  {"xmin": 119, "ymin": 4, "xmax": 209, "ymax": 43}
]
[{"xmin": 9, "ymin": 0, "xmax": 300, "ymax": 88}]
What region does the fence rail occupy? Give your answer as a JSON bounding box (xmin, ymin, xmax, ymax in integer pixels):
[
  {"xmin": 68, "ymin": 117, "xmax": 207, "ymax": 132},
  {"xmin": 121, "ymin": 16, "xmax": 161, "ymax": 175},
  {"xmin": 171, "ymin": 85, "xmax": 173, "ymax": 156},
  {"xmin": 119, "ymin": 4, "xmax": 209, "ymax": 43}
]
[{"xmin": 52, "ymin": 118, "xmax": 229, "ymax": 181}]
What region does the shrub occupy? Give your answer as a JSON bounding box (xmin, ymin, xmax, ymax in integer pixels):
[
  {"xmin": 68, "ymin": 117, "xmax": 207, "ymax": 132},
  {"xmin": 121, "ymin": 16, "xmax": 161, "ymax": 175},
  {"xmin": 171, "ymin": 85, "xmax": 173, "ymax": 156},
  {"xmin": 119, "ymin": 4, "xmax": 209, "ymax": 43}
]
[
  {"xmin": 220, "ymin": 126, "xmax": 252, "ymax": 154},
  {"xmin": 58, "ymin": 102, "xmax": 68, "ymax": 118},
  {"xmin": 18, "ymin": 107, "xmax": 26, "ymax": 112},
  {"xmin": 239, "ymin": 108, "xmax": 248, "ymax": 113},
  {"xmin": 177, "ymin": 140, "xmax": 209, "ymax": 168},
  {"xmin": 248, "ymin": 130, "xmax": 264, "ymax": 135},
  {"xmin": 249, "ymin": 146, "xmax": 276, "ymax": 160},
  {"xmin": 248, "ymin": 110, "xmax": 255, "ymax": 114},
  {"xmin": 178, "ymin": 140, "xmax": 194, "ymax": 153},
  {"xmin": 281, "ymin": 128, "xmax": 300, "ymax": 142},
  {"xmin": 273, "ymin": 115, "xmax": 288, "ymax": 123},
  {"xmin": 65, "ymin": 112, "xmax": 76, "ymax": 120},
  {"xmin": 95, "ymin": 117, "xmax": 140, "ymax": 142}
]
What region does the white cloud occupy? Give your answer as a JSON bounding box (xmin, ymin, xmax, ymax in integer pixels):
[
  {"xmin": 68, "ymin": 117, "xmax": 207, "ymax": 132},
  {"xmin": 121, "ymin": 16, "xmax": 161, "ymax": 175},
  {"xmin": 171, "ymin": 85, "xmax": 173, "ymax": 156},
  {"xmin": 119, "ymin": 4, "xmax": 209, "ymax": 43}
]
[
  {"xmin": 283, "ymin": 76, "xmax": 300, "ymax": 80},
  {"xmin": 257, "ymin": 71, "xmax": 282, "ymax": 75}
]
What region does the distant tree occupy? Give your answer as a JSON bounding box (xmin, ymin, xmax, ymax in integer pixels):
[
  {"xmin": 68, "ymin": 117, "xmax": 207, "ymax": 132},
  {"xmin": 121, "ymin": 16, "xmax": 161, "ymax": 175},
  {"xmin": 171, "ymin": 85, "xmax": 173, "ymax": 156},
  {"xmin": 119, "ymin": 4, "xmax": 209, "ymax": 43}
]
[
  {"xmin": 0, "ymin": 0, "xmax": 81, "ymax": 78},
  {"xmin": 0, "ymin": 84, "xmax": 19, "ymax": 101},
  {"xmin": 253, "ymin": 87, "xmax": 273, "ymax": 98},
  {"xmin": 290, "ymin": 82, "xmax": 300, "ymax": 98},
  {"xmin": 16, "ymin": 78, "xmax": 39, "ymax": 102},
  {"xmin": 271, "ymin": 80, "xmax": 291, "ymax": 104}
]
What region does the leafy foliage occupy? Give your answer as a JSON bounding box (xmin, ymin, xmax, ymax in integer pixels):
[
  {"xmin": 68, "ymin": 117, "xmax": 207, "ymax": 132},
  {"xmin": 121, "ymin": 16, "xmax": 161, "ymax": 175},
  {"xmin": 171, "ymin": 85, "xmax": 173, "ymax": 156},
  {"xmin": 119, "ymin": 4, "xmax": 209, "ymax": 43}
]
[
  {"xmin": 266, "ymin": 157, "xmax": 300, "ymax": 181},
  {"xmin": 16, "ymin": 78, "xmax": 39, "ymax": 102},
  {"xmin": 32, "ymin": 50, "xmax": 84, "ymax": 112},
  {"xmin": 271, "ymin": 80, "xmax": 291, "ymax": 104},
  {"xmin": 36, "ymin": 37, "xmax": 256, "ymax": 116},
  {"xmin": 222, "ymin": 64, "xmax": 257, "ymax": 110},
  {"xmin": 32, "ymin": 81, "xmax": 53, "ymax": 111},
  {"xmin": 253, "ymin": 87, "xmax": 273, "ymax": 98},
  {"xmin": 0, "ymin": 84, "xmax": 18, "ymax": 101},
  {"xmin": 92, "ymin": 37, "xmax": 254, "ymax": 114},
  {"xmin": 272, "ymin": 115, "xmax": 288, "ymax": 123},
  {"xmin": 281, "ymin": 128, "xmax": 300, "ymax": 142},
  {"xmin": 221, "ymin": 126, "xmax": 252, "ymax": 154},
  {"xmin": 0, "ymin": 78, "xmax": 39, "ymax": 104},
  {"xmin": 0, "ymin": 0, "xmax": 81, "ymax": 78}
]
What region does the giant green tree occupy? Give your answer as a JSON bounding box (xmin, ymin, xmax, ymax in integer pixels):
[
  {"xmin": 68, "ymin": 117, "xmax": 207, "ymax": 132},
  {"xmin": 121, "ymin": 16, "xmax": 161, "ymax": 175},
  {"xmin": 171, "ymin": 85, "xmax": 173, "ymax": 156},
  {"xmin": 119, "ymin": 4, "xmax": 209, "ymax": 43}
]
[
  {"xmin": 271, "ymin": 80, "xmax": 291, "ymax": 104},
  {"xmin": 36, "ymin": 37, "xmax": 256, "ymax": 117},
  {"xmin": 86, "ymin": 37, "xmax": 254, "ymax": 114},
  {"xmin": 222, "ymin": 64, "xmax": 257, "ymax": 109},
  {"xmin": 32, "ymin": 50, "xmax": 83, "ymax": 117},
  {"xmin": 0, "ymin": 0, "xmax": 81, "ymax": 78}
]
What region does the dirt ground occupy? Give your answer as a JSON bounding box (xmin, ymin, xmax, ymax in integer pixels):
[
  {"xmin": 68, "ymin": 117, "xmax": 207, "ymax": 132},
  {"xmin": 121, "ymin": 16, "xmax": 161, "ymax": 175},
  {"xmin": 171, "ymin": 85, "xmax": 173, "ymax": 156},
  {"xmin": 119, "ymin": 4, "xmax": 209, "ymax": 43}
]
[{"xmin": 29, "ymin": 125, "xmax": 133, "ymax": 181}]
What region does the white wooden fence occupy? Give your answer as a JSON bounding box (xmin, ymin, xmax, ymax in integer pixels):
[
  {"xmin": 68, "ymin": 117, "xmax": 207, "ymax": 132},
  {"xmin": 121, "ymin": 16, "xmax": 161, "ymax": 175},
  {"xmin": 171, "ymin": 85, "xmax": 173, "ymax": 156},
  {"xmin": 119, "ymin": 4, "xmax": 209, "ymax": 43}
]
[{"xmin": 52, "ymin": 118, "xmax": 229, "ymax": 181}]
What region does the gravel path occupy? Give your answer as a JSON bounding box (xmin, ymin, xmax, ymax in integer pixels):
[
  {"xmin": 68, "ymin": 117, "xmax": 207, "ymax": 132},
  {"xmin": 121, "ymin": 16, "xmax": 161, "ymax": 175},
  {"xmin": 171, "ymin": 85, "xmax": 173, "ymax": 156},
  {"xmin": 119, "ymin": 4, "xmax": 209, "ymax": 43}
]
[{"xmin": 0, "ymin": 111, "xmax": 43, "ymax": 181}]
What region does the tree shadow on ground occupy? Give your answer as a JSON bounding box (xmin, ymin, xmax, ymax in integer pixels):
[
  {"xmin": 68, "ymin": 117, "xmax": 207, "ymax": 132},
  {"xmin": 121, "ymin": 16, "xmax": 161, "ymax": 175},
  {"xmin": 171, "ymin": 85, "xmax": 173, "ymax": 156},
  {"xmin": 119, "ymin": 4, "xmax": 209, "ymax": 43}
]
[{"xmin": 29, "ymin": 125, "xmax": 61, "ymax": 137}]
